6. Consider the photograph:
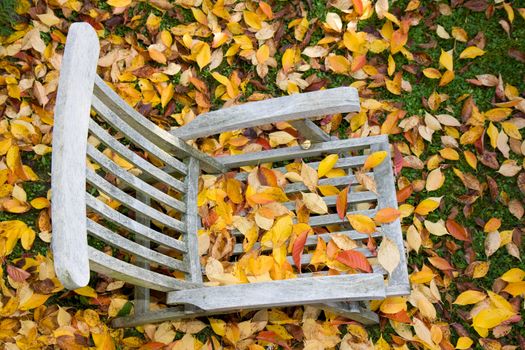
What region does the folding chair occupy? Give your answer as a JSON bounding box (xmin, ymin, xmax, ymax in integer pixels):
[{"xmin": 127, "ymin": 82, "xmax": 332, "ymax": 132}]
[{"xmin": 51, "ymin": 23, "xmax": 409, "ymax": 328}]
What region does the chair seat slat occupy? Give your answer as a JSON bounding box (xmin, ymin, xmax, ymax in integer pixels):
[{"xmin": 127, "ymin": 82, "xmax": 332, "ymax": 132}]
[
  {"xmin": 86, "ymin": 194, "xmax": 186, "ymax": 252},
  {"xmin": 89, "ymin": 120, "xmax": 186, "ymax": 193},
  {"xmin": 86, "ymin": 169, "xmax": 186, "ymax": 233},
  {"xmin": 87, "ymin": 144, "xmax": 186, "ymax": 213},
  {"xmin": 167, "ymin": 273, "xmax": 384, "ymax": 311},
  {"xmin": 284, "ymin": 173, "xmax": 373, "ymax": 195},
  {"xmin": 91, "ymin": 97, "xmax": 189, "ymax": 176},
  {"xmin": 282, "ymin": 191, "xmax": 377, "ymax": 211},
  {"xmin": 88, "ymin": 247, "xmax": 200, "ymax": 292},
  {"xmin": 218, "ymin": 135, "xmax": 387, "ymax": 168},
  {"xmin": 309, "ymin": 209, "xmax": 377, "ymax": 227},
  {"xmin": 87, "ymin": 219, "xmax": 188, "ymax": 272}
]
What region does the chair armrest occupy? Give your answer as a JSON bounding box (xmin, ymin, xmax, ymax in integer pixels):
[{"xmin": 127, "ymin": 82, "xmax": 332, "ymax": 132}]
[{"xmin": 171, "ymin": 87, "xmax": 360, "ymax": 141}]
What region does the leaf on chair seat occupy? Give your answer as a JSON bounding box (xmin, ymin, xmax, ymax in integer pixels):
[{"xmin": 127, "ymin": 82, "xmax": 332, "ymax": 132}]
[
  {"xmin": 336, "ymin": 250, "xmax": 372, "ymax": 273},
  {"xmin": 378, "ymin": 237, "xmax": 400, "ymax": 275},
  {"xmin": 302, "ymin": 192, "xmax": 328, "ymax": 214}
]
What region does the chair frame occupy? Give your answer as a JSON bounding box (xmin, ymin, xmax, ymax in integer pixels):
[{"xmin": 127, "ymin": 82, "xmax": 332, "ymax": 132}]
[{"xmin": 51, "ymin": 23, "xmax": 409, "ymax": 328}]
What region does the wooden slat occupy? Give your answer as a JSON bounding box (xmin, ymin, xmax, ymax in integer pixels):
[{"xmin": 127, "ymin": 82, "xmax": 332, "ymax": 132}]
[
  {"xmin": 171, "ymin": 87, "xmax": 360, "ymax": 141},
  {"xmin": 217, "ymin": 135, "xmax": 387, "ymax": 168},
  {"xmin": 93, "ymin": 76, "xmax": 228, "ymax": 174},
  {"xmin": 89, "ymin": 120, "xmax": 186, "ymax": 193},
  {"xmin": 87, "ymin": 144, "xmax": 186, "ymax": 213},
  {"xmin": 309, "ymin": 209, "xmax": 377, "ymax": 227},
  {"xmin": 319, "ymin": 302, "xmax": 379, "ymax": 325},
  {"xmin": 284, "ymin": 173, "xmax": 374, "ymax": 194},
  {"xmin": 134, "ymin": 192, "xmax": 150, "ymax": 315},
  {"xmin": 86, "ymin": 194, "xmax": 186, "ymax": 252},
  {"xmin": 370, "ymin": 141, "xmax": 410, "ymax": 297},
  {"xmin": 235, "ymin": 156, "xmax": 367, "ymax": 181},
  {"xmin": 87, "ymin": 219, "xmax": 188, "ymax": 272},
  {"xmin": 88, "ymin": 248, "xmax": 200, "ymax": 292},
  {"xmin": 183, "ymin": 158, "xmax": 203, "ymax": 283},
  {"xmin": 51, "ymin": 23, "xmax": 99, "ymax": 290},
  {"xmin": 91, "ymin": 97, "xmax": 189, "ymax": 176},
  {"xmin": 166, "ymin": 273, "xmax": 384, "ymax": 311},
  {"xmin": 289, "ymin": 119, "xmax": 331, "ymax": 142},
  {"xmin": 282, "ymin": 191, "xmax": 377, "ymax": 210},
  {"xmin": 86, "ymin": 169, "xmax": 186, "ymax": 233}
]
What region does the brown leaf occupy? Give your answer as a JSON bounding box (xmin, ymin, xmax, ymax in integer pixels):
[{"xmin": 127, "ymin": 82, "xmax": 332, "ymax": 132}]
[
  {"xmin": 7, "ymin": 264, "xmax": 31, "ymax": 282},
  {"xmin": 463, "ymin": 0, "xmax": 488, "ymax": 12},
  {"xmin": 428, "ymin": 256, "xmax": 454, "ymax": 271},
  {"xmin": 336, "ymin": 250, "xmax": 372, "ymax": 273},
  {"xmin": 508, "ymin": 48, "xmax": 525, "ymax": 63},
  {"xmin": 446, "ymin": 219, "xmax": 471, "ymax": 242},
  {"xmin": 517, "ymin": 172, "xmax": 525, "ymax": 195},
  {"xmin": 336, "ymin": 185, "xmax": 350, "ymax": 220}
]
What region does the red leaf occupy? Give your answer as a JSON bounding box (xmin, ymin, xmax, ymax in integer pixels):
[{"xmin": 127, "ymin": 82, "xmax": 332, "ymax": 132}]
[
  {"xmin": 352, "ymin": 0, "xmax": 363, "ymax": 15},
  {"xmin": 7, "ymin": 264, "xmax": 30, "ymax": 282},
  {"xmin": 336, "ymin": 250, "xmax": 372, "ymax": 273},
  {"xmin": 446, "ymin": 219, "xmax": 471, "ymax": 242},
  {"xmin": 428, "ymin": 256, "xmax": 454, "ymax": 271},
  {"xmin": 382, "ymin": 310, "xmax": 412, "ymax": 323},
  {"xmin": 336, "ymin": 185, "xmax": 350, "ymax": 220},
  {"xmin": 396, "ymin": 185, "xmax": 413, "ymax": 203},
  {"xmin": 393, "ymin": 144, "xmax": 403, "ymax": 176},
  {"xmin": 293, "ymin": 230, "xmax": 308, "ymax": 272}
]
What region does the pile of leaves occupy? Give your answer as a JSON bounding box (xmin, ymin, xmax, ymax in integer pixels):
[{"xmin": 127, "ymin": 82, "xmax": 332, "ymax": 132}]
[{"xmin": 1, "ymin": 0, "xmax": 525, "ymax": 349}]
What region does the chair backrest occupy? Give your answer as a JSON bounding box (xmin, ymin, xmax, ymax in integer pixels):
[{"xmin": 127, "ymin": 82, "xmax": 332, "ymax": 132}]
[{"xmin": 51, "ymin": 23, "xmax": 224, "ymax": 291}]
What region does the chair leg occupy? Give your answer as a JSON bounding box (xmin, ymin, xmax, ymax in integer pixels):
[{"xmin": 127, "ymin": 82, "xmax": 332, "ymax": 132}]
[{"xmin": 319, "ymin": 301, "xmax": 379, "ymax": 325}]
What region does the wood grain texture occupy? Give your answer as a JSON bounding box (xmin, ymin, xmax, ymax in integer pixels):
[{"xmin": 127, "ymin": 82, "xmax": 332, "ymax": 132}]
[
  {"xmin": 370, "ymin": 142, "xmax": 410, "ymax": 296},
  {"xmin": 183, "ymin": 158, "xmax": 203, "ymax": 283},
  {"xmin": 93, "ymin": 77, "xmax": 227, "ymax": 174},
  {"xmin": 171, "ymin": 87, "xmax": 360, "ymax": 140},
  {"xmin": 88, "ymin": 247, "xmax": 201, "ymax": 292},
  {"xmin": 218, "ymin": 135, "xmax": 387, "ymax": 168},
  {"xmin": 51, "ymin": 23, "xmax": 99, "ymax": 289},
  {"xmin": 167, "ymin": 273, "xmax": 385, "ymax": 311},
  {"xmin": 289, "ymin": 119, "xmax": 331, "ymax": 142},
  {"xmin": 134, "ymin": 192, "xmax": 150, "ymax": 315}
]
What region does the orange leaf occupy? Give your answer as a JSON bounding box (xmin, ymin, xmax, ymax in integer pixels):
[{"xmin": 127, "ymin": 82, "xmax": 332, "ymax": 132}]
[
  {"xmin": 484, "ymin": 217, "xmax": 501, "ymax": 232},
  {"xmin": 336, "ymin": 250, "xmax": 372, "ymax": 273},
  {"xmin": 374, "ymin": 208, "xmax": 401, "ymax": 224},
  {"xmin": 352, "ymin": 0, "xmax": 364, "ymax": 15},
  {"xmin": 292, "ymin": 229, "xmax": 309, "ymax": 272},
  {"xmin": 363, "ymin": 151, "xmax": 387, "ymax": 169},
  {"xmin": 445, "ymin": 219, "xmax": 471, "ymax": 242},
  {"xmin": 346, "ymin": 214, "xmax": 376, "ymax": 234},
  {"xmin": 336, "ymin": 186, "xmax": 350, "ymax": 220},
  {"xmin": 428, "ymin": 256, "xmax": 454, "ymax": 271}
]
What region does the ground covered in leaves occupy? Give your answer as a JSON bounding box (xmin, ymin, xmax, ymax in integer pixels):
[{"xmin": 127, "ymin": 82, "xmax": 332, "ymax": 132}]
[{"xmin": 1, "ymin": 0, "xmax": 525, "ymax": 349}]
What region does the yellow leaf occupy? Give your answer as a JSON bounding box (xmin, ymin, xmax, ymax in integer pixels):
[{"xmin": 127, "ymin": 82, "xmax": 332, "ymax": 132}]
[
  {"xmin": 266, "ymin": 325, "xmax": 293, "ymax": 340},
  {"xmin": 148, "ymin": 47, "xmax": 166, "ymax": 65},
  {"xmin": 387, "ymin": 54, "xmax": 395, "ymax": 76},
  {"xmin": 460, "ymin": 126, "xmax": 484, "ymax": 145},
  {"xmin": 501, "ymin": 268, "xmax": 525, "ymax": 282},
  {"xmin": 472, "ymin": 307, "xmax": 514, "ymax": 329},
  {"xmin": 414, "ymin": 197, "xmax": 441, "ymax": 215},
  {"xmin": 459, "ymin": 46, "xmax": 486, "ymax": 59},
  {"xmin": 302, "ymin": 192, "xmax": 328, "ymax": 214},
  {"xmin": 92, "ymin": 331, "xmax": 116, "ymax": 350},
  {"xmin": 487, "ymin": 122, "xmax": 498, "ymax": 148},
  {"xmin": 456, "ymin": 337, "xmax": 473, "ymax": 349},
  {"xmin": 318, "ymin": 154, "xmax": 338, "ymax": 177},
  {"xmin": 363, "ymin": 151, "xmax": 387, "ymax": 169},
  {"xmin": 439, "ymin": 49, "xmax": 453, "ymax": 71},
  {"xmin": 256, "ymin": 44, "xmax": 270, "ymax": 64},
  {"xmin": 464, "ymin": 150, "xmax": 477, "ymax": 170},
  {"xmin": 243, "ymin": 11, "xmax": 263, "ymax": 30},
  {"xmin": 503, "ymin": 282, "xmax": 525, "ymax": 297},
  {"xmin": 486, "ymin": 108, "xmax": 512, "ymax": 121},
  {"xmin": 501, "ymin": 121, "xmax": 522, "ymax": 140},
  {"xmin": 423, "ymin": 68, "xmax": 441, "ymax": 79},
  {"xmin": 282, "ymin": 47, "xmax": 297, "ymax": 72},
  {"xmin": 453, "ymin": 290, "xmax": 486, "ymax": 305},
  {"xmin": 377, "ymin": 237, "xmax": 400, "ymax": 275},
  {"xmin": 107, "ymin": 0, "xmax": 131, "ymax": 7},
  {"xmin": 379, "ymin": 296, "xmax": 407, "ymax": 314},
  {"xmin": 74, "ymin": 286, "xmax": 98, "ymax": 298},
  {"xmin": 271, "ymin": 215, "xmax": 293, "ymax": 247},
  {"xmin": 425, "ymin": 168, "xmax": 444, "ymax": 192},
  {"xmin": 327, "ymin": 55, "xmax": 350, "ymax": 74},
  {"xmin": 346, "ymin": 214, "xmax": 376, "ymax": 234},
  {"xmin": 196, "ymin": 43, "xmax": 211, "ymax": 69},
  {"xmin": 19, "ymin": 293, "xmax": 51, "ymax": 311},
  {"xmin": 160, "ymin": 83, "xmax": 174, "ymax": 108},
  {"xmin": 209, "ymin": 318, "xmax": 226, "ymax": 336},
  {"xmin": 30, "ymin": 197, "xmax": 50, "ymax": 209},
  {"xmin": 20, "ymin": 224, "xmax": 35, "ymax": 250}
]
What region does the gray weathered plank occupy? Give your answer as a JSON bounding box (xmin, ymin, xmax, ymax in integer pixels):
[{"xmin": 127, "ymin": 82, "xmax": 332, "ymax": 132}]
[
  {"xmin": 284, "ymin": 173, "xmax": 373, "ymax": 195},
  {"xmin": 88, "ymin": 248, "xmax": 200, "ymax": 292},
  {"xmin": 289, "ymin": 119, "xmax": 331, "ymax": 143},
  {"xmin": 134, "ymin": 192, "xmax": 150, "ymax": 315},
  {"xmin": 167, "ymin": 273, "xmax": 384, "ymax": 311},
  {"xmin": 282, "ymin": 191, "xmax": 376, "ymax": 211},
  {"xmin": 183, "ymin": 158, "xmax": 203, "ymax": 284},
  {"xmin": 93, "ymin": 76, "xmax": 228, "ymax": 174},
  {"xmin": 86, "ymin": 194, "xmax": 186, "ymax": 252},
  {"xmin": 87, "ymin": 144, "xmax": 186, "ymax": 213},
  {"xmin": 318, "ymin": 302, "xmax": 379, "ymax": 325},
  {"xmin": 89, "ymin": 120, "xmax": 186, "ymax": 193},
  {"xmin": 51, "ymin": 23, "xmax": 99, "ymax": 290},
  {"xmin": 86, "ymin": 169, "xmax": 186, "ymax": 233},
  {"xmin": 91, "ymin": 97, "xmax": 189, "ymax": 176},
  {"xmin": 370, "ymin": 142, "xmax": 410, "ymax": 296},
  {"xmin": 87, "ymin": 219, "xmax": 188, "ymax": 272},
  {"xmin": 218, "ymin": 135, "xmax": 387, "ymax": 168},
  {"xmin": 171, "ymin": 87, "xmax": 360, "ymax": 141}
]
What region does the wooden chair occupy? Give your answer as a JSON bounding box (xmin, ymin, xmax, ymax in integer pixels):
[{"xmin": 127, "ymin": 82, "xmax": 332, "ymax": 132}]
[{"xmin": 51, "ymin": 23, "xmax": 409, "ymax": 328}]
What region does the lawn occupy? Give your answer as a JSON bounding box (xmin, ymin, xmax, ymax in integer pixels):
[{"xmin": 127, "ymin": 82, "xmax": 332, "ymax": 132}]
[{"xmin": 0, "ymin": 0, "xmax": 524, "ymax": 349}]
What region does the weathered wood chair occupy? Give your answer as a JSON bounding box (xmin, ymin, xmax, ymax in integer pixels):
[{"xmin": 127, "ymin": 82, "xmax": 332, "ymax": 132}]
[{"xmin": 51, "ymin": 23, "xmax": 409, "ymax": 328}]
